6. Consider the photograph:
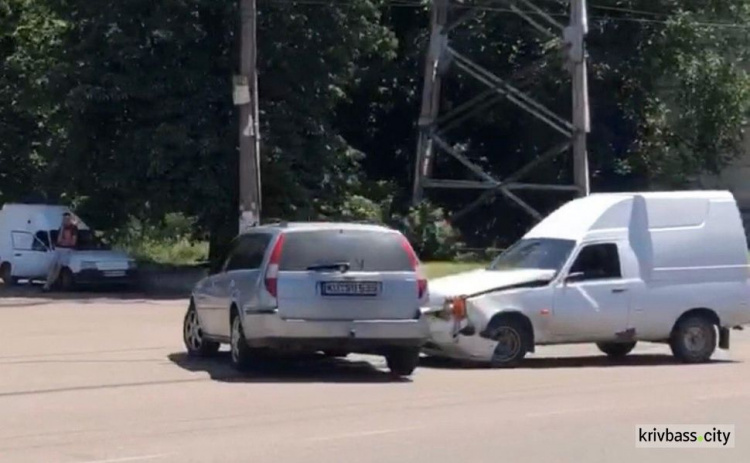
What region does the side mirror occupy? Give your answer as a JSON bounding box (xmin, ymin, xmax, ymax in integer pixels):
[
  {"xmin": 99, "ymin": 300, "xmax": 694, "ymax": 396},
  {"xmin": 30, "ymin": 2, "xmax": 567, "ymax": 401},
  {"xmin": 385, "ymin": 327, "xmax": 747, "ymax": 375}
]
[{"xmin": 564, "ymin": 271, "xmax": 586, "ymax": 284}]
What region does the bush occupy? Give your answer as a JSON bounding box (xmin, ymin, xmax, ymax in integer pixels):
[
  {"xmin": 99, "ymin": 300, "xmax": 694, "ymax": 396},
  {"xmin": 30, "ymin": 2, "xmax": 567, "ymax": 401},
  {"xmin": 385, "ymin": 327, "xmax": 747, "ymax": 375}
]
[
  {"xmin": 391, "ymin": 201, "xmax": 464, "ymax": 261},
  {"xmin": 321, "ymin": 193, "xmax": 466, "ymax": 262},
  {"xmin": 109, "ymin": 213, "xmax": 208, "ymax": 266},
  {"xmin": 335, "ymin": 195, "xmax": 384, "ymax": 222}
]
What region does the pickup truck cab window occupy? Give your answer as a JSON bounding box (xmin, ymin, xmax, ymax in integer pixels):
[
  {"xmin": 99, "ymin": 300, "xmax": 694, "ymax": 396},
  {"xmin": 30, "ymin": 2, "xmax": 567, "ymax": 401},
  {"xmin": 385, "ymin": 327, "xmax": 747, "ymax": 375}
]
[{"xmin": 569, "ymin": 243, "xmax": 622, "ymax": 281}]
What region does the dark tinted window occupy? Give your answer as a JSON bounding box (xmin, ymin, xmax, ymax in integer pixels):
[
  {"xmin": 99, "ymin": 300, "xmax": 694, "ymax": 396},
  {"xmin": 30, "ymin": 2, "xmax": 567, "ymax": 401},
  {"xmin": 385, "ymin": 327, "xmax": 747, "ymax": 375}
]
[
  {"xmin": 279, "ymin": 230, "xmax": 413, "ymax": 272},
  {"xmin": 225, "ymin": 233, "xmax": 272, "ymax": 271},
  {"xmin": 33, "ymin": 231, "xmax": 50, "ymax": 251},
  {"xmin": 35, "ymin": 231, "xmax": 50, "ymax": 249},
  {"xmin": 570, "ymin": 243, "xmax": 621, "ymax": 280},
  {"xmin": 489, "ymin": 238, "xmax": 576, "ymax": 273}
]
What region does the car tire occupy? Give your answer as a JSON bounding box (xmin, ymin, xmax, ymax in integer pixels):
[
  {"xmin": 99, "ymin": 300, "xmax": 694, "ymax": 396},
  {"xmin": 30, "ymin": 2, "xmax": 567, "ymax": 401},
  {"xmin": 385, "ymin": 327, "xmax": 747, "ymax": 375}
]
[
  {"xmin": 385, "ymin": 347, "xmax": 420, "ymax": 377},
  {"xmin": 57, "ymin": 268, "xmax": 75, "ymax": 291},
  {"xmin": 230, "ymin": 313, "xmax": 255, "ymax": 372},
  {"xmin": 0, "ymin": 263, "xmax": 16, "ymax": 286},
  {"xmin": 597, "ymin": 341, "xmax": 637, "ymax": 358},
  {"xmin": 487, "ymin": 318, "xmax": 529, "ymax": 368},
  {"xmin": 183, "ymin": 302, "xmax": 220, "ymax": 357},
  {"xmin": 669, "ymin": 315, "xmax": 717, "ymax": 363}
]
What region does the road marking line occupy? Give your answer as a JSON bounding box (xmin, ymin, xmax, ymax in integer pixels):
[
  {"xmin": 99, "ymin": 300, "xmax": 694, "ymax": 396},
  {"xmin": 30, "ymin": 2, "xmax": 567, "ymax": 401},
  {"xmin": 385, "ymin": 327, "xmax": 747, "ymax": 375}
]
[
  {"xmin": 79, "ymin": 453, "xmax": 172, "ymax": 463},
  {"xmin": 525, "ymin": 407, "xmax": 610, "ymax": 418},
  {"xmin": 696, "ymin": 392, "xmax": 750, "ymax": 401},
  {"xmin": 303, "ymin": 426, "xmax": 423, "ymax": 443}
]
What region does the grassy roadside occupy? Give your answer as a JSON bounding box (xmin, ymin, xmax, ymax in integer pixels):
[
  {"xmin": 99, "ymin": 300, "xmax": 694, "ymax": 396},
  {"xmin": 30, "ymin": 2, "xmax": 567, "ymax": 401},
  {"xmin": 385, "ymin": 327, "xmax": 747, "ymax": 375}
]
[
  {"xmin": 116, "ymin": 239, "xmax": 488, "ymax": 278},
  {"xmin": 424, "ymin": 261, "xmax": 488, "ymax": 279},
  {"xmin": 115, "ymin": 240, "xmax": 208, "ymax": 266}
]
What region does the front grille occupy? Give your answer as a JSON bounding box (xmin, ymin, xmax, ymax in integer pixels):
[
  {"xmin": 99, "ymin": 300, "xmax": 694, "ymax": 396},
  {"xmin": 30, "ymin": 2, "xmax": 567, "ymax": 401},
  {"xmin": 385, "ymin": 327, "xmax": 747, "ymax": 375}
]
[{"xmin": 96, "ymin": 261, "xmax": 128, "ymax": 271}]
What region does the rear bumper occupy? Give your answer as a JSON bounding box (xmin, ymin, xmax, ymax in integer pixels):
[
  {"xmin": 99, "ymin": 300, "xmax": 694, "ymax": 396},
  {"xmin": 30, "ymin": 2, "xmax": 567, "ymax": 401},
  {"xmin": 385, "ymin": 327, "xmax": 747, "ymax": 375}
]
[
  {"xmin": 74, "ymin": 269, "xmax": 139, "ymax": 286},
  {"xmin": 242, "ymin": 311, "xmax": 429, "ymax": 352}
]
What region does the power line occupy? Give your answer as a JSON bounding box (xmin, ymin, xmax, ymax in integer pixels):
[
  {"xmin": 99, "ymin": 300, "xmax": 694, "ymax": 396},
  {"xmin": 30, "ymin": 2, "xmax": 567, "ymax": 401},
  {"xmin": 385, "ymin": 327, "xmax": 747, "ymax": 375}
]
[{"xmin": 259, "ymin": 0, "xmax": 750, "ymax": 31}]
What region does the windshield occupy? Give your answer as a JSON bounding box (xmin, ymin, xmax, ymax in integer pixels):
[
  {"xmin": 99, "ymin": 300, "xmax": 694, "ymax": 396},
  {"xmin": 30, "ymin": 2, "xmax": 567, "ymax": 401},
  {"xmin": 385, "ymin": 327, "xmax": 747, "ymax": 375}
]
[
  {"xmin": 488, "ymin": 238, "xmax": 575, "ymax": 274},
  {"xmin": 50, "ymin": 229, "xmax": 110, "ymax": 250}
]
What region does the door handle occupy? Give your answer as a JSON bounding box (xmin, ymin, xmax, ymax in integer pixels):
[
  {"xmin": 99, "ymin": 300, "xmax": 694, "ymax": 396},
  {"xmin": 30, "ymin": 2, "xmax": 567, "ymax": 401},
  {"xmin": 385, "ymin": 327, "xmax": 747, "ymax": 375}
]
[
  {"xmin": 611, "ymin": 288, "xmax": 627, "ymax": 293},
  {"xmin": 14, "ymin": 253, "xmax": 21, "ymax": 257}
]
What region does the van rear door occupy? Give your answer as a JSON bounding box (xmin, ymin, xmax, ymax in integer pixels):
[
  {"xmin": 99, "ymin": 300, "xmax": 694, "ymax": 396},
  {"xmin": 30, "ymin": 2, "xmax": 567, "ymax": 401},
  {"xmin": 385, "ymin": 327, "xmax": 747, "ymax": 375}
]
[{"xmin": 274, "ymin": 229, "xmax": 422, "ymax": 321}]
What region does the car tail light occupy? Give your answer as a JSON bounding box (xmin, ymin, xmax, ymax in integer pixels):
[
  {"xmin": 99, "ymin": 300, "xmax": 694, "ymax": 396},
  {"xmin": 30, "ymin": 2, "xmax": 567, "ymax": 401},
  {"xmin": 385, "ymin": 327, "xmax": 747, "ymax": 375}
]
[
  {"xmin": 264, "ymin": 234, "xmax": 285, "ymax": 298},
  {"xmin": 400, "ymin": 236, "xmax": 428, "ymax": 299}
]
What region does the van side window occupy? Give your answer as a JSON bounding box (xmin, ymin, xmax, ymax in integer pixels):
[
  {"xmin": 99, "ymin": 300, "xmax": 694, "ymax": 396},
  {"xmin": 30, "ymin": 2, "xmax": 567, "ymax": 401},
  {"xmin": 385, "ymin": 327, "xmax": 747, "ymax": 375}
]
[
  {"xmin": 225, "ymin": 234, "xmax": 271, "ymax": 271},
  {"xmin": 569, "ymin": 243, "xmax": 621, "ymax": 280},
  {"xmin": 11, "ymin": 232, "xmax": 34, "ymax": 251}
]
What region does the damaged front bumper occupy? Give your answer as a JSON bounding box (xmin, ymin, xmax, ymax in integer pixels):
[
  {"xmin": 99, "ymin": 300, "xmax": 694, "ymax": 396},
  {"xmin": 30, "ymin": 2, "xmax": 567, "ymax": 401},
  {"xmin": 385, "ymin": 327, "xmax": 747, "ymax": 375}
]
[{"xmin": 420, "ymin": 296, "xmax": 497, "ymax": 362}]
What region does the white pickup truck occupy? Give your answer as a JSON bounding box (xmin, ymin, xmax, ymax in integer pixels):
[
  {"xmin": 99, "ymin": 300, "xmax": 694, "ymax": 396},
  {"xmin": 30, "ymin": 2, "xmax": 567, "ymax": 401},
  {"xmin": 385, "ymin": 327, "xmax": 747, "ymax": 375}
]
[{"xmin": 423, "ymin": 191, "xmax": 750, "ymax": 367}]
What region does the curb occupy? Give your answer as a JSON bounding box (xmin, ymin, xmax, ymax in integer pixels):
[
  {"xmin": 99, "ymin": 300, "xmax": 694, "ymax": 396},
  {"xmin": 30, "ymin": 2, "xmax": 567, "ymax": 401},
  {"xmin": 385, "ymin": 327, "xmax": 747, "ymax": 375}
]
[{"xmin": 136, "ymin": 265, "xmax": 207, "ymax": 297}]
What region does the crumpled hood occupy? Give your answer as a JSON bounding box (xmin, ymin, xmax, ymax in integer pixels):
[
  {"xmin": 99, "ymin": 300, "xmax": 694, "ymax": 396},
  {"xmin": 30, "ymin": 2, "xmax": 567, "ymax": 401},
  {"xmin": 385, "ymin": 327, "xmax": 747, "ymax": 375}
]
[
  {"xmin": 67, "ymin": 250, "xmax": 132, "ymax": 262},
  {"xmin": 425, "ymin": 268, "xmax": 555, "ymax": 310}
]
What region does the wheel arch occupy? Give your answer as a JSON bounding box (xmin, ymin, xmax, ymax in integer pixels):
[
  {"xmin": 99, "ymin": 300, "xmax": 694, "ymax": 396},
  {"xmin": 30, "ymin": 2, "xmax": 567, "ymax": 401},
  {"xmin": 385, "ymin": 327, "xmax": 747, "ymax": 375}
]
[
  {"xmin": 230, "ymin": 302, "xmax": 240, "ymax": 322},
  {"xmin": 671, "ymin": 307, "xmax": 720, "ymax": 334}
]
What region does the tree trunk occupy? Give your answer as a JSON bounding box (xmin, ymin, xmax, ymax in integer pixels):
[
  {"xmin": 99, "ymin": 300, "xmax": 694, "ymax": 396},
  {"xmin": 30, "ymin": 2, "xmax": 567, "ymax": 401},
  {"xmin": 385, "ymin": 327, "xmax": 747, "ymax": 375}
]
[{"xmin": 208, "ymin": 220, "xmax": 236, "ymax": 271}]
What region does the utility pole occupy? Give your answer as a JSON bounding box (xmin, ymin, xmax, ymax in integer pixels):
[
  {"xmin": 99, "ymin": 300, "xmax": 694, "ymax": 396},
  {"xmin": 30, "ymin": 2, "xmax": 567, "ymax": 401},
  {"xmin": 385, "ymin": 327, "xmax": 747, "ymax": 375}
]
[
  {"xmin": 567, "ymin": 0, "xmax": 590, "ymax": 196},
  {"xmin": 235, "ymin": 0, "xmax": 262, "ymax": 233}
]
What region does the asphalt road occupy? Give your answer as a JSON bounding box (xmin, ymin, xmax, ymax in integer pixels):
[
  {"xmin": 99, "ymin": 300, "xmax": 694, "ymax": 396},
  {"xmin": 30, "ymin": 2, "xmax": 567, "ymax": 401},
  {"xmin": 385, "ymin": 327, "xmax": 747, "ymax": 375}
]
[{"xmin": 1, "ymin": 292, "xmax": 749, "ymax": 463}]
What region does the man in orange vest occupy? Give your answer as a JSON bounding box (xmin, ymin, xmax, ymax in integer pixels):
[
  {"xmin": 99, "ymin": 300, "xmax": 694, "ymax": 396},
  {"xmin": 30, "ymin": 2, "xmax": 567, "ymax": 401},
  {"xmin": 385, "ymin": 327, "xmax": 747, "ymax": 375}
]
[{"xmin": 43, "ymin": 212, "xmax": 79, "ymax": 291}]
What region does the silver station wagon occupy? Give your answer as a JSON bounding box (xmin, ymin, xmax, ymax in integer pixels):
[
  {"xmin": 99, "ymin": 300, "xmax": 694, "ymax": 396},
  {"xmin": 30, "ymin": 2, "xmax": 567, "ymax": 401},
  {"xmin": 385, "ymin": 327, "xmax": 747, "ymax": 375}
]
[{"xmin": 183, "ymin": 222, "xmax": 430, "ymax": 377}]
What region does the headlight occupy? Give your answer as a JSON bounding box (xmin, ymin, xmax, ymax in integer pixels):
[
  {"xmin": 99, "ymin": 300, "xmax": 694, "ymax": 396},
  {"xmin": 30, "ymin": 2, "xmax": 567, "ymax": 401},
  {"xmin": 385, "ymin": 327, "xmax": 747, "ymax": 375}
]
[
  {"xmin": 128, "ymin": 260, "xmax": 137, "ymax": 269},
  {"xmin": 80, "ymin": 261, "xmax": 97, "ymax": 270}
]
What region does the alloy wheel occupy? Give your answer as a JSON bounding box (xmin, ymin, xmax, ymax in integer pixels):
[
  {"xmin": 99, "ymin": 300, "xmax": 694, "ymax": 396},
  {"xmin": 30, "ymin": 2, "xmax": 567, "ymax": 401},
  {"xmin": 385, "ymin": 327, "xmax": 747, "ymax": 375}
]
[
  {"xmin": 231, "ymin": 316, "xmax": 242, "ymax": 364},
  {"xmin": 184, "ymin": 310, "xmax": 203, "ymax": 351}
]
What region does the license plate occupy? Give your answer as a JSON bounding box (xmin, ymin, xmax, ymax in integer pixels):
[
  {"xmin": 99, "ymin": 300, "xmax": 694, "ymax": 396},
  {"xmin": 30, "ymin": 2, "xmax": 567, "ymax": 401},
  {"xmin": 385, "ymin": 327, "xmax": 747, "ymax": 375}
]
[
  {"xmin": 321, "ymin": 281, "xmax": 380, "ymax": 296},
  {"xmin": 104, "ymin": 270, "xmax": 126, "ymax": 277}
]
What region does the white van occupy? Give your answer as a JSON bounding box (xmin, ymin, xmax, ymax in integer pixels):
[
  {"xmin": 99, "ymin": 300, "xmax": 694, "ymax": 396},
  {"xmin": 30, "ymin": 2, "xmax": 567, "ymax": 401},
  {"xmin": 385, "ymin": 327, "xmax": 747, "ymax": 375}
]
[
  {"xmin": 0, "ymin": 203, "xmax": 137, "ymax": 289},
  {"xmin": 423, "ymin": 191, "xmax": 750, "ymax": 367}
]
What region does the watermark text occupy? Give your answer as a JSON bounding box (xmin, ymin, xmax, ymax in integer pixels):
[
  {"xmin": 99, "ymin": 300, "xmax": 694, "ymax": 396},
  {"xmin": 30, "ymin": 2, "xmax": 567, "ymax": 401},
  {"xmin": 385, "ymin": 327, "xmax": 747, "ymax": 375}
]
[{"xmin": 636, "ymin": 425, "xmax": 735, "ymax": 448}]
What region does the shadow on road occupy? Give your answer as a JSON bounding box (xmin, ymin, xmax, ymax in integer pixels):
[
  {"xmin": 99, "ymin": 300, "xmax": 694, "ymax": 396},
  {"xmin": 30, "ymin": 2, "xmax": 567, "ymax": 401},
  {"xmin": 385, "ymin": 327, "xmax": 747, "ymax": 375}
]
[
  {"xmin": 0, "ymin": 284, "xmax": 187, "ymax": 304},
  {"xmin": 419, "ymin": 354, "xmax": 738, "ymax": 369},
  {"xmin": 168, "ymin": 351, "xmax": 411, "ymax": 384}
]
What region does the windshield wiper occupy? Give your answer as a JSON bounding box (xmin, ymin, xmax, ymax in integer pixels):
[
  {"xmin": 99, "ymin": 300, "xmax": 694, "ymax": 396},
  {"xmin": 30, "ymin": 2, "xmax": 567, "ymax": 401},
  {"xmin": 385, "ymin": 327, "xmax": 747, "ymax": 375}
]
[{"xmin": 306, "ymin": 262, "xmax": 351, "ymax": 273}]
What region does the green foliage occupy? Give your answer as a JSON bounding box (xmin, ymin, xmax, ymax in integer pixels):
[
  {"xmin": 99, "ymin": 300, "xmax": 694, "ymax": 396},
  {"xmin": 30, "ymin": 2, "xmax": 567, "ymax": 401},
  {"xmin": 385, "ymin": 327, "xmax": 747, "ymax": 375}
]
[
  {"xmin": 392, "ymin": 201, "xmax": 463, "ymax": 261},
  {"xmin": 327, "ymin": 195, "xmax": 385, "ymax": 223},
  {"xmin": 3, "ymin": 0, "xmax": 750, "ymax": 259},
  {"xmin": 423, "ymin": 261, "xmax": 489, "ymax": 279},
  {"xmin": 111, "ymin": 214, "xmax": 208, "ymax": 265},
  {"xmin": 0, "ymin": 0, "xmax": 67, "ymax": 203},
  {"xmin": 614, "ymin": 1, "xmax": 750, "ymax": 185}
]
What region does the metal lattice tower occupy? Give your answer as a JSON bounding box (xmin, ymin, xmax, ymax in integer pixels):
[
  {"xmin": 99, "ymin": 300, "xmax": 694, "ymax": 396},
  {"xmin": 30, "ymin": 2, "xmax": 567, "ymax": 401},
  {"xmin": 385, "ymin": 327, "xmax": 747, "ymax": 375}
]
[{"xmin": 411, "ymin": 0, "xmax": 590, "ymax": 222}]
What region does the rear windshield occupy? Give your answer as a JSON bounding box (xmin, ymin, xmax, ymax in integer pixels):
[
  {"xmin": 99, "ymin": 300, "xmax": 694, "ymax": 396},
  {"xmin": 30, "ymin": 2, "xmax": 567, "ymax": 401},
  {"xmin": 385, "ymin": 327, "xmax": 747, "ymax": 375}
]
[{"xmin": 279, "ymin": 229, "xmax": 414, "ymax": 272}]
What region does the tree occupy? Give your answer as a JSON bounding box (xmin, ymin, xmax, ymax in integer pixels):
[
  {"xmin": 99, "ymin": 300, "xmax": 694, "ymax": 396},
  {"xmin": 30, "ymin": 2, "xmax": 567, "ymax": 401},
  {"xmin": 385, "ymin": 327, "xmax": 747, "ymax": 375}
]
[
  {"xmin": 341, "ymin": 0, "xmax": 750, "ymax": 245},
  {"xmin": 0, "ymin": 0, "xmax": 66, "ymax": 204},
  {"xmin": 2, "ymin": 0, "xmax": 750, "ymax": 254},
  {"xmin": 27, "ymin": 0, "xmax": 396, "ymax": 256}
]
